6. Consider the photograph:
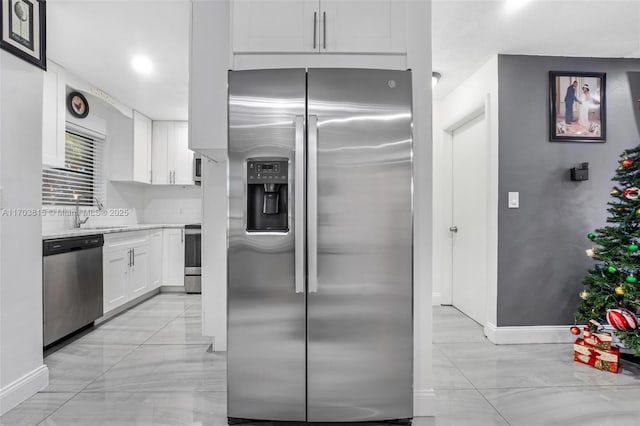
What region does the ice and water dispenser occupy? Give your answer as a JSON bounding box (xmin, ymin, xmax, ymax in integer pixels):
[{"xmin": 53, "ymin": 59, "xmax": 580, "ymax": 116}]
[{"xmin": 246, "ymin": 158, "xmax": 289, "ymax": 232}]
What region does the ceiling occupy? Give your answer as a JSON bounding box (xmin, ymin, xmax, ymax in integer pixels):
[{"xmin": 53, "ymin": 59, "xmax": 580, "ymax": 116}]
[
  {"xmin": 47, "ymin": 0, "xmax": 191, "ymax": 121},
  {"xmin": 47, "ymin": 1, "xmax": 640, "ymax": 118},
  {"xmin": 432, "ymin": 0, "xmax": 640, "ymax": 99}
]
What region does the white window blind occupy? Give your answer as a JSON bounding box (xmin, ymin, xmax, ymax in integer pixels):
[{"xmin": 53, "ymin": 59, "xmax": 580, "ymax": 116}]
[{"xmin": 42, "ymin": 131, "xmax": 105, "ymax": 206}]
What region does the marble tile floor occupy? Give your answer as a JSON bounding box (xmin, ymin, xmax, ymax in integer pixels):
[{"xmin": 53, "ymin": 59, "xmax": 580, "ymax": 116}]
[{"xmin": 3, "ymin": 297, "xmax": 640, "ymax": 425}]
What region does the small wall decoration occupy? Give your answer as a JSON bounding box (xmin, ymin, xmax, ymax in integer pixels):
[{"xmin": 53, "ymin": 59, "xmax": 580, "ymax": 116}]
[
  {"xmin": 0, "ymin": 0, "xmax": 46, "ymax": 70},
  {"xmin": 67, "ymin": 91, "xmax": 89, "ymax": 118},
  {"xmin": 549, "ymin": 71, "xmax": 606, "ymax": 142}
]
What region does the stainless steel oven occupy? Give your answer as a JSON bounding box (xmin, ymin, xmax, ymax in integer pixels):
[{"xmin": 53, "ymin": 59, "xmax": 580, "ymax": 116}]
[{"xmin": 184, "ymin": 224, "xmax": 201, "ymax": 293}]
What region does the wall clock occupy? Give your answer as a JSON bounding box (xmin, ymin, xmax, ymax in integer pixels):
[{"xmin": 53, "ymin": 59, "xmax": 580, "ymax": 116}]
[{"xmin": 67, "ymin": 91, "xmax": 89, "ymax": 118}]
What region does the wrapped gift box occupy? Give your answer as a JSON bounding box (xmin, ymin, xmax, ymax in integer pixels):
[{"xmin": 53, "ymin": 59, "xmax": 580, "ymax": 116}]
[
  {"xmin": 583, "ymin": 328, "xmax": 613, "ymax": 350},
  {"xmin": 574, "ymin": 338, "xmax": 619, "ymax": 373}
]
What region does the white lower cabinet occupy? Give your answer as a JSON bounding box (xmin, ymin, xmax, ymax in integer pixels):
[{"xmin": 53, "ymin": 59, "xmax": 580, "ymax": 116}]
[
  {"xmin": 103, "ymin": 249, "xmax": 129, "ymax": 313},
  {"xmin": 163, "ymin": 228, "xmax": 185, "ymax": 287},
  {"xmin": 103, "ymin": 228, "xmax": 185, "ymax": 315},
  {"xmin": 129, "ymin": 243, "xmax": 149, "ymax": 299},
  {"xmin": 149, "ymin": 230, "xmax": 163, "ymax": 290},
  {"xmin": 103, "ymin": 232, "xmax": 149, "ymax": 314}
]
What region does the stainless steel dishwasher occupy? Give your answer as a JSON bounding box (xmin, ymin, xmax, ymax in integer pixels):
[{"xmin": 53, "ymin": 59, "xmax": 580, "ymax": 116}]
[{"xmin": 43, "ymin": 234, "xmax": 104, "ymax": 347}]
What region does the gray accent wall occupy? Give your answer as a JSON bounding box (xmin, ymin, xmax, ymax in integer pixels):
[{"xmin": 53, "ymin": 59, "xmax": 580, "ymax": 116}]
[{"xmin": 497, "ymin": 55, "xmax": 640, "ymax": 326}]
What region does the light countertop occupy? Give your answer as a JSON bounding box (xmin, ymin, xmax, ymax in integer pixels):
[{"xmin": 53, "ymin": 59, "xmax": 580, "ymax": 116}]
[{"xmin": 43, "ymin": 224, "xmax": 185, "ymax": 240}]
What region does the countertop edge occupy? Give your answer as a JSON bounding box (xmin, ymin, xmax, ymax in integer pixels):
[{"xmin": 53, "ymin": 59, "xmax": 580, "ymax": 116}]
[{"xmin": 42, "ymin": 224, "xmax": 187, "ymax": 240}]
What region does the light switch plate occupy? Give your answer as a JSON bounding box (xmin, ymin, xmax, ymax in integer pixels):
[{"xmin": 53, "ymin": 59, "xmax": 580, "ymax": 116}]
[{"xmin": 508, "ymin": 192, "xmax": 519, "ymax": 209}]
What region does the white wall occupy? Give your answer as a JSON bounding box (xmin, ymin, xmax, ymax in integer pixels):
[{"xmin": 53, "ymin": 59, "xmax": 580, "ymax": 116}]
[
  {"xmin": 143, "ymin": 185, "xmax": 202, "ymax": 224},
  {"xmin": 432, "ymin": 55, "xmax": 499, "ymax": 331},
  {"xmin": 191, "ymin": 0, "xmax": 231, "ymax": 350},
  {"xmin": 0, "ymin": 52, "xmax": 49, "ymax": 415},
  {"xmin": 407, "ymin": 0, "xmax": 434, "ymax": 417}
]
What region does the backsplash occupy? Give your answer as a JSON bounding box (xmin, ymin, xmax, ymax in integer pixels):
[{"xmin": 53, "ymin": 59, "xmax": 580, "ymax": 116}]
[
  {"xmin": 41, "ymin": 183, "xmax": 201, "ymax": 233},
  {"xmin": 143, "ymin": 185, "xmax": 202, "ymax": 224}
]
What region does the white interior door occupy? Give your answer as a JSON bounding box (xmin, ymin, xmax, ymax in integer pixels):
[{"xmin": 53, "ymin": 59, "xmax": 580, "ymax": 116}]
[{"xmin": 451, "ymin": 113, "xmax": 488, "ymax": 325}]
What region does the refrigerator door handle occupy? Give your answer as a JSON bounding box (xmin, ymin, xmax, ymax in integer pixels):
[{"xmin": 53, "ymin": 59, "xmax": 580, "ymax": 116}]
[
  {"xmin": 308, "ymin": 115, "xmax": 318, "ymax": 293},
  {"xmin": 295, "ymin": 115, "xmax": 306, "ymax": 294}
]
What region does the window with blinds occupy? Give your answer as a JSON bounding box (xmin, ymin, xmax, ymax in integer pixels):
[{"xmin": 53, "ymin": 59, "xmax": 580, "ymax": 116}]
[{"xmin": 42, "ymin": 131, "xmax": 105, "ymax": 206}]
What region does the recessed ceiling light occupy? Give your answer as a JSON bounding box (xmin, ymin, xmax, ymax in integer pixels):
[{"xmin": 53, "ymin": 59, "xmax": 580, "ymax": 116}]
[
  {"xmin": 132, "ymin": 55, "xmax": 153, "ymax": 76},
  {"xmin": 432, "ymin": 72, "xmax": 441, "ymax": 89},
  {"xmin": 504, "ymin": 0, "xmax": 533, "ymax": 14}
]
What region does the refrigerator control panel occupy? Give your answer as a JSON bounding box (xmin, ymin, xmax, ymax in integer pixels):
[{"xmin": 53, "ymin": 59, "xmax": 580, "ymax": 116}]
[{"xmin": 247, "ymin": 159, "xmax": 288, "ymax": 184}]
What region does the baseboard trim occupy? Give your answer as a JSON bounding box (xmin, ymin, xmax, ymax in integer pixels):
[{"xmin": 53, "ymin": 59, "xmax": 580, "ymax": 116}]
[
  {"xmin": 432, "ymin": 292, "xmax": 442, "ymax": 306},
  {"xmin": 96, "ymin": 288, "xmax": 161, "ymax": 325},
  {"xmin": 0, "ymin": 365, "xmax": 49, "ymax": 415},
  {"xmin": 413, "ymin": 388, "xmax": 436, "ymax": 417},
  {"xmin": 160, "ymin": 285, "xmax": 186, "ymax": 293},
  {"xmin": 485, "ymin": 322, "xmax": 574, "ymax": 345}
]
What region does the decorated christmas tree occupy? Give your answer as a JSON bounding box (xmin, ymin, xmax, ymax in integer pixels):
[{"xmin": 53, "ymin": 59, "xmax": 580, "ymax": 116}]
[{"xmin": 576, "ymin": 146, "xmax": 640, "ymax": 354}]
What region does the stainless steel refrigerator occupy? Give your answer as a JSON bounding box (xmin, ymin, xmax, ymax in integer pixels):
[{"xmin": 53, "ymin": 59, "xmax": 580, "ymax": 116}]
[{"xmin": 227, "ymin": 68, "xmax": 413, "ymax": 423}]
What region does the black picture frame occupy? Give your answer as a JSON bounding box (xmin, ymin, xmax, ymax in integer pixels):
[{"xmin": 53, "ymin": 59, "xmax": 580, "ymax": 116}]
[
  {"xmin": 67, "ymin": 91, "xmax": 89, "ymax": 119},
  {"xmin": 549, "ymin": 71, "xmax": 606, "ymax": 142},
  {"xmin": 0, "ymin": 0, "xmax": 46, "ymax": 70}
]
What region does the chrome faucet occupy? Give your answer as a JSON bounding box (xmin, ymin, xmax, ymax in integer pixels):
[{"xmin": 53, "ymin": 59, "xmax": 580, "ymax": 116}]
[{"xmin": 74, "ymin": 196, "xmax": 90, "ymax": 228}]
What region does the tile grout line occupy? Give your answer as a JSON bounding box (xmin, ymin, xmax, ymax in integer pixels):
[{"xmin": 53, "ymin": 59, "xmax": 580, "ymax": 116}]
[
  {"xmin": 35, "ymin": 294, "xmax": 192, "ymax": 424},
  {"xmin": 436, "ymin": 340, "xmax": 512, "ymax": 425},
  {"xmin": 33, "ymin": 392, "xmax": 79, "ymax": 426}
]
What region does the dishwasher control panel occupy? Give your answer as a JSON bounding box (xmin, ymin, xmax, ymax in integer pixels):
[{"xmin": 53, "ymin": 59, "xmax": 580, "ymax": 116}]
[{"xmin": 43, "ymin": 234, "xmax": 104, "ymax": 256}]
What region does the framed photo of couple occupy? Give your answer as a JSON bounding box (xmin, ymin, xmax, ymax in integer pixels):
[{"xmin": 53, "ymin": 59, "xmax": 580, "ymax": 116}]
[{"xmin": 549, "ymin": 71, "xmax": 606, "ymax": 142}]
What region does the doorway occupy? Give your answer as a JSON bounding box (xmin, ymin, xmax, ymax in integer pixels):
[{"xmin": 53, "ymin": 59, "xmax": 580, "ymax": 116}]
[{"xmin": 450, "ymin": 112, "xmax": 488, "ymax": 325}]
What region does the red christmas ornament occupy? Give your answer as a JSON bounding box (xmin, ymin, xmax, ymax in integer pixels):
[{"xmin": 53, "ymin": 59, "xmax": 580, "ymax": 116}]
[
  {"xmin": 622, "ymin": 158, "xmax": 634, "ymax": 168},
  {"xmin": 624, "ymin": 187, "xmax": 640, "ymax": 200},
  {"xmin": 606, "ymin": 308, "xmax": 639, "ymax": 331},
  {"xmin": 570, "ymin": 326, "xmax": 581, "ymax": 335}
]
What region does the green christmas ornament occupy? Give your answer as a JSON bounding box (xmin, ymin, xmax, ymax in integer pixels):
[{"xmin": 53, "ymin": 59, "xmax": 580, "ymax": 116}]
[
  {"xmin": 626, "ymin": 275, "xmax": 638, "ymax": 284},
  {"xmin": 607, "ymin": 266, "xmax": 617, "ymax": 273},
  {"xmin": 629, "ymin": 244, "xmax": 639, "ymax": 252},
  {"xmin": 587, "ymin": 233, "xmax": 596, "ymax": 240}
]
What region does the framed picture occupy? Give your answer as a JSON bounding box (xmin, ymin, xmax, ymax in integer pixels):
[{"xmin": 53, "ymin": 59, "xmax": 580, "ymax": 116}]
[
  {"xmin": 549, "ymin": 71, "xmax": 606, "ymax": 142},
  {"xmin": 0, "ymin": 0, "xmax": 46, "ymax": 70}
]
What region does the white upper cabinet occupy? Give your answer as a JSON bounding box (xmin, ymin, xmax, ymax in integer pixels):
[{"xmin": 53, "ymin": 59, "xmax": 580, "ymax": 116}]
[
  {"xmin": 169, "ymin": 122, "xmax": 193, "ymax": 185},
  {"xmin": 233, "ymin": 0, "xmax": 318, "ymax": 53},
  {"xmin": 42, "ymin": 61, "xmax": 66, "ymax": 168},
  {"xmin": 152, "ymin": 121, "xmax": 194, "ymax": 185},
  {"xmin": 232, "ymin": 0, "xmax": 406, "ymax": 54},
  {"xmin": 132, "ymin": 111, "xmax": 152, "ymax": 184},
  {"xmin": 320, "ymin": 1, "xmax": 406, "ymax": 53}
]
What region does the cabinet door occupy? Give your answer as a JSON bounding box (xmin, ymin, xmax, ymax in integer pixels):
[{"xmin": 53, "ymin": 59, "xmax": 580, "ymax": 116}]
[
  {"xmin": 103, "ymin": 249, "xmax": 129, "ymax": 313},
  {"xmin": 169, "ymin": 122, "xmax": 193, "ymax": 185},
  {"xmin": 129, "ymin": 244, "xmax": 150, "ymax": 298},
  {"xmin": 320, "ymin": 0, "xmax": 406, "ymax": 53},
  {"xmin": 163, "ymin": 228, "xmax": 185, "ymax": 286},
  {"xmin": 133, "ymin": 111, "xmax": 152, "ymax": 183},
  {"xmin": 42, "ymin": 61, "xmax": 66, "ymax": 168},
  {"xmin": 149, "ymin": 230, "xmax": 163, "ymax": 289},
  {"xmin": 233, "ymin": 0, "xmax": 319, "ymax": 53},
  {"xmin": 152, "ymin": 122, "xmax": 170, "ymax": 184}
]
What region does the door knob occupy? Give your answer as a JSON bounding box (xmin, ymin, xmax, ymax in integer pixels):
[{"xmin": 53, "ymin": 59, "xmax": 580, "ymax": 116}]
[{"xmin": 449, "ymin": 226, "xmax": 458, "ymax": 233}]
